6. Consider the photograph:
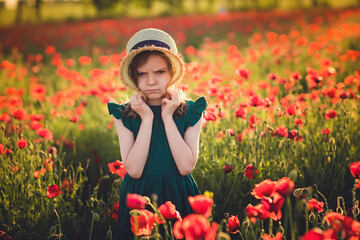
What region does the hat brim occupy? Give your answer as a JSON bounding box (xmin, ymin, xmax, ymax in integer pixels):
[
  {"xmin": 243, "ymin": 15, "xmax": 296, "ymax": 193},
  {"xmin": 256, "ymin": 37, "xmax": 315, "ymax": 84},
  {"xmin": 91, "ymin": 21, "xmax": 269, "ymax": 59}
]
[{"xmin": 119, "ymin": 45, "xmax": 185, "ymax": 92}]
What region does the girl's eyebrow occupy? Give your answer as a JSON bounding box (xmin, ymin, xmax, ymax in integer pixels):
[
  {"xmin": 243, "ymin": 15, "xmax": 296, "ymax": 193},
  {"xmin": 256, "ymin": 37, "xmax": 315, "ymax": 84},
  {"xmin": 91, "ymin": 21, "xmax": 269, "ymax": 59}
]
[{"xmin": 153, "ymin": 67, "xmax": 167, "ymax": 71}]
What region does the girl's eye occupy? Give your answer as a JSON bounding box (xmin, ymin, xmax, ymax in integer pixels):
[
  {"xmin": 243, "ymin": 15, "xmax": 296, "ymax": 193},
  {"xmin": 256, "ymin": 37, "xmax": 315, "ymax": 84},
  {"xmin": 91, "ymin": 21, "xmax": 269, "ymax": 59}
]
[
  {"xmin": 156, "ymin": 70, "xmax": 165, "ymax": 74},
  {"xmin": 137, "ymin": 72, "xmax": 145, "ymax": 76}
]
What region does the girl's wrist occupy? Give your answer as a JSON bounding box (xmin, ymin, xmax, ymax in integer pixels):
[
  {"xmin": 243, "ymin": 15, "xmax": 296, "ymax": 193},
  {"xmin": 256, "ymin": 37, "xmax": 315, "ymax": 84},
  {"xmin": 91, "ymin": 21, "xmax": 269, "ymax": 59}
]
[{"xmin": 161, "ymin": 114, "xmax": 174, "ymax": 124}]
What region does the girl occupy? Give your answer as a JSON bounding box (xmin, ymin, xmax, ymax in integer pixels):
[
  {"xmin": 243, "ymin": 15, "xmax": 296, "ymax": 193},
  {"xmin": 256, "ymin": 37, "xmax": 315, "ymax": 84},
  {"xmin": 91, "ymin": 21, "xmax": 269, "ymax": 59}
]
[{"xmin": 107, "ymin": 28, "xmax": 207, "ymax": 239}]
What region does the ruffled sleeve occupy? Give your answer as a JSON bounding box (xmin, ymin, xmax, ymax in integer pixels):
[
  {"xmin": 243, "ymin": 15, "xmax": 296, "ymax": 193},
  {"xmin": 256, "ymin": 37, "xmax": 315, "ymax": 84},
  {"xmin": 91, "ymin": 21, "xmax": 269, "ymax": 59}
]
[
  {"xmin": 185, "ymin": 96, "xmax": 207, "ymax": 129},
  {"xmin": 107, "ymin": 102, "xmax": 133, "ymax": 133}
]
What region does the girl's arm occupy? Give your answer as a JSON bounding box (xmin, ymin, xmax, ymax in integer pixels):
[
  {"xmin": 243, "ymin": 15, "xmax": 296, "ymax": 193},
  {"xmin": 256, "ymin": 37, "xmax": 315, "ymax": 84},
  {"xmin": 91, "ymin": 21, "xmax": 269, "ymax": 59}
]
[
  {"xmin": 162, "ymin": 90, "xmax": 202, "ymax": 175},
  {"xmin": 114, "ymin": 93, "xmax": 154, "ymax": 179},
  {"xmin": 162, "ymin": 116, "xmax": 202, "ymax": 175}
]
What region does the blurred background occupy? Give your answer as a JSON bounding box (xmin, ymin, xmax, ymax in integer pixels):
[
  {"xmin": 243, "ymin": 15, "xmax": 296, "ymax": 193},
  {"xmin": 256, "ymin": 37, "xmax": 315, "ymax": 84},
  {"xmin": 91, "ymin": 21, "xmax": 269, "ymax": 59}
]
[{"xmin": 1, "ymin": 0, "xmax": 359, "ymax": 26}]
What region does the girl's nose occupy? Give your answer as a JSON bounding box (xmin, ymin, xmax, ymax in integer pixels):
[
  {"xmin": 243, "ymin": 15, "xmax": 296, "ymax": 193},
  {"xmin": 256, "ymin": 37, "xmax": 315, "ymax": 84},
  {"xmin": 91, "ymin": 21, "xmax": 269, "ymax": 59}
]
[{"xmin": 147, "ymin": 74, "xmax": 156, "ymax": 85}]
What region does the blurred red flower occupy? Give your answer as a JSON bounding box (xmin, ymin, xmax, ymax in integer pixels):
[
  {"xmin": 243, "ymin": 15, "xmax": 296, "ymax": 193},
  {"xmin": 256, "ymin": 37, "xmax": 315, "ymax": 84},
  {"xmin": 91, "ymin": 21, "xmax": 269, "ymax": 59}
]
[
  {"xmin": 12, "ymin": 108, "xmax": 27, "ymax": 120},
  {"xmin": 61, "ymin": 179, "xmax": 74, "ymax": 192},
  {"xmin": 0, "ymin": 144, "xmax": 4, "ymax": 154},
  {"xmin": 46, "ymin": 184, "xmax": 62, "ymax": 198},
  {"xmin": 79, "ymin": 56, "xmax": 92, "ymax": 65},
  {"xmin": 261, "ymin": 192, "xmax": 284, "ymax": 221},
  {"xmin": 263, "ymin": 232, "xmax": 283, "ymax": 240},
  {"xmin": 235, "ymin": 106, "xmax": 247, "ymax": 119},
  {"xmin": 188, "ymin": 195, "xmax": 213, "ymax": 218},
  {"xmin": 350, "ymin": 161, "xmax": 360, "ymax": 179},
  {"xmin": 275, "ymin": 177, "xmax": 294, "ymax": 197},
  {"xmin": 244, "ymin": 164, "xmax": 258, "ymax": 179},
  {"xmin": 301, "ymin": 228, "xmax": 325, "ymax": 240},
  {"xmin": 34, "ymin": 168, "xmax": 46, "ymax": 178},
  {"xmin": 307, "ymin": 198, "xmax": 324, "ymax": 213},
  {"xmin": 251, "ymin": 179, "xmax": 276, "ymax": 199},
  {"xmin": 226, "ymin": 128, "xmax": 235, "ymax": 136},
  {"xmin": 157, "ymin": 201, "xmax": 181, "ymax": 224},
  {"xmin": 126, "ymin": 193, "xmax": 147, "ymax": 209},
  {"xmin": 324, "ymin": 110, "xmax": 337, "ymax": 119},
  {"xmin": 108, "ymin": 160, "xmax": 126, "ymax": 179},
  {"xmin": 30, "ymin": 84, "xmax": 46, "ymax": 101},
  {"xmin": 37, "ymin": 128, "xmax": 54, "ymax": 140},
  {"xmin": 223, "ymin": 164, "xmax": 234, "ymax": 174},
  {"xmin": 245, "ymin": 204, "xmax": 270, "ymax": 221},
  {"xmin": 17, "ymin": 139, "xmax": 27, "ymax": 149},
  {"xmin": 45, "ymin": 46, "xmax": 56, "ymax": 55},
  {"xmin": 45, "ymin": 157, "xmax": 54, "ymax": 170},
  {"xmin": 173, "ymin": 214, "xmax": 216, "ymax": 240},
  {"xmin": 30, "ymin": 120, "xmax": 43, "ymax": 130},
  {"xmin": 227, "ymin": 215, "xmax": 240, "ymax": 234},
  {"xmin": 112, "ymin": 200, "xmax": 119, "ymax": 221},
  {"xmin": 130, "ymin": 209, "xmax": 156, "ymax": 236}
]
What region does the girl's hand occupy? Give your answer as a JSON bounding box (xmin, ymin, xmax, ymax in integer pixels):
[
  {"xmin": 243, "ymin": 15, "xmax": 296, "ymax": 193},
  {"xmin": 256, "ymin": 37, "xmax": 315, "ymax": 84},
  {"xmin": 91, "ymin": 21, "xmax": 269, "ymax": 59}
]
[
  {"xmin": 161, "ymin": 89, "xmax": 180, "ymax": 120},
  {"xmin": 130, "ymin": 93, "xmax": 153, "ymax": 120}
]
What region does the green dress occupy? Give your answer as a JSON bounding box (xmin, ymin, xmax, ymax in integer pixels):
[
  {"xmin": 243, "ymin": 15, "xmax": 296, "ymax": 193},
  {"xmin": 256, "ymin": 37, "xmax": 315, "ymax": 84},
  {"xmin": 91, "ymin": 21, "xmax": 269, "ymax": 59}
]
[{"xmin": 107, "ymin": 96, "xmax": 207, "ymax": 239}]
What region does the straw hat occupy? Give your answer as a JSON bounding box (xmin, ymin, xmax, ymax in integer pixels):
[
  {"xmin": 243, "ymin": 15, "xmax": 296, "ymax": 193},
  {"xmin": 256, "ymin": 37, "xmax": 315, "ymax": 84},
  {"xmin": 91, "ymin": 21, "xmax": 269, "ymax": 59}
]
[{"xmin": 119, "ymin": 28, "xmax": 185, "ymax": 92}]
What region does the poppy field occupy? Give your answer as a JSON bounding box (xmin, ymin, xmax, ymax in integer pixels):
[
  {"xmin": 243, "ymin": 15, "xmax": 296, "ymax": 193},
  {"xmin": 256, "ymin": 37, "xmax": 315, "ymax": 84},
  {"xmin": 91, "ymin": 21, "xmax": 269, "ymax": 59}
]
[{"xmin": 1, "ymin": 7, "xmax": 360, "ymax": 240}]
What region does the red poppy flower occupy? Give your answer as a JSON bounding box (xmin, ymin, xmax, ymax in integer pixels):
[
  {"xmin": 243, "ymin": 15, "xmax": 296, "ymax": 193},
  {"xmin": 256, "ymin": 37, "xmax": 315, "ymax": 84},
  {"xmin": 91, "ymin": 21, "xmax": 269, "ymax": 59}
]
[
  {"xmin": 294, "ymin": 118, "xmax": 304, "ymax": 127},
  {"xmin": 157, "ymin": 201, "xmax": 181, "ymax": 224},
  {"xmin": 5, "ymin": 148, "xmax": 12, "ymax": 154},
  {"xmin": 188, "ymin": 195, "xmax": 213, "ymax": 218},
  {"xmin": 235, "ymin": 107, "xmax": 247, "ymax": 119},
  {"xmin": 251, "ymin": 179, "xmax": 276, "ymax": 199},
  {"xmin": 130, "ymin": 209, "xmax": 156, "ymax": 236},
  {"xmin": 226, "ymin": 128, "xmax": 235, "ymax": 136},
  {"xmin": 0, "ymin": 113, "xmax": 11, "ymax": 123},
  {"xmin": 301, "ymin": 228, "xmax": 325, "ymax": 240},
  {"xmin": 46, "ymin": 184, "xmax": 62, "ymax": 198},
  {"xmin": 37, "ymin": 128, "xmax": 54, "ymax": 140},
  {"xmin": 350, "ymin": 161, "xmax": 360, "ymax": 178},
  {"xmin": 44, "ymin": 157, "xmax": 53, "ymax": 170},
  {"xmin": 12, "ymin": 108, "xmax": 27, "ymax": 120},
  {"xmin": 108, "ymin": 160, "xmax": 126, "ymax": 179},
  {"xmin": 173, "ymin": 214, "xmax": 211, "ymax": 240},
  {"xmin": 29, "ymin": 120, "xmax": 41, "ymax": 130},
  {"xmin": 247, "ymin": 95, "xmax": 265, "ymax": 107},
  {"xmin": 275, "ymin": 177, "xmax": 294, "ymax": 197},
  {"xmin": 34, "ymin": 168, "xmax": 46, "ymax": 178},
  {"xmin": 244, "ymin": 164, "xmax": 258, "ymax": 179},
  {"xmin": 0, "ymin": 144, "xmax": 4, "ymax": 154},
  {"xmin": 30, "ymin": 84, "xmax": 46, "ymax": 101},
  {"xmin": 112, "ymin": 200, "xmax": 119, "ymax": 221},
  {"xmin": 237, "ymin": 133, "xmax": 242, "ymax": 142},
  {"xmin": 263, "ymin": 232, "xmax": 283, "ymax": 240},
  {"xmin": 307, "ymin": 198, "xmax": 324, "ymax": 213},
  {"xmin": 245, "ymin": 204, "xmax": 271, "ymax": 221},
  {"xmin": 321, "ymin": 129, "xmax": 330, "ymax": 135},
  {"xmin": 261, "ymin": 192, "xmax": 285, "ymax": 221},
  {"xmin": 17, "ymin": 139, "xmax": 28, "ymax": 149},
  {"xmin": 324, "ymin": 110, "xmax": 337, "ymax": 119},
  {"xmin": 236, "ymin": 68, "xmax": 250, "ymax": 79},
  {"xmin": 223, "ymin": 164, "xmax": 234, "ymax": 174},
  {"xmin": 27, "ymin": 114, "xmax": 44, "ymax": 121},
  {"xmin": 204, "ymin": 111, "xmax": 217, "ymax": 121},
  {"xmin": 126, "ymin": 193, "xmax": 147, "ymax": 209},
  {"xmin": 287, "ymin": 103, "xmax": 298, "ymax": 116},
  {"xmin": 79, "ymin": 56, "xmax": 92, "ymax": 65},
  {"xmin": 45, "ymin": 46, "xmax": 56, "ymax": 55},
  {"xmin": 227, "ymin": 215, "xmax": 240, "ymax": 234},
  {"xmin": 61, "ymin": 179, "xmax": 74, "ymax": 192},
  {"xmin": 323, "ymin": 212, "xmax": 345, "ymax": 226}
]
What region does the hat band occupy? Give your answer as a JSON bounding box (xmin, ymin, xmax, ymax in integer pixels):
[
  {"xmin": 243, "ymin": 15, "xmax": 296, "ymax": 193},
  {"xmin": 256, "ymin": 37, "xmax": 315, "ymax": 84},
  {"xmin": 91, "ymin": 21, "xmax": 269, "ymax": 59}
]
[{"xmin": 130, "ymin": 40, "xmax": 171, "ymax": 52}]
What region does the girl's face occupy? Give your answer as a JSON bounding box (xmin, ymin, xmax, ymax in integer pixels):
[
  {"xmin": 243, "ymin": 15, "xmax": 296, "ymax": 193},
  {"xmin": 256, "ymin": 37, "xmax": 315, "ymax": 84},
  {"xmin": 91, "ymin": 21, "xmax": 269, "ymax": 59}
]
[{"xmin": 136, "ymin": 54, "xmax": 171, "ymax": 105}]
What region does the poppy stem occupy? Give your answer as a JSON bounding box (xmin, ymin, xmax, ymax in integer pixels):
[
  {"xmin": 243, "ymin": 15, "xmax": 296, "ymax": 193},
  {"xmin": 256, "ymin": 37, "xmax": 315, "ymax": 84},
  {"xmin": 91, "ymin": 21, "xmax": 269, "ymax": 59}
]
[{"xmin": 53, "ymin": 203, "xmax": 63, "ymax": 239}]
